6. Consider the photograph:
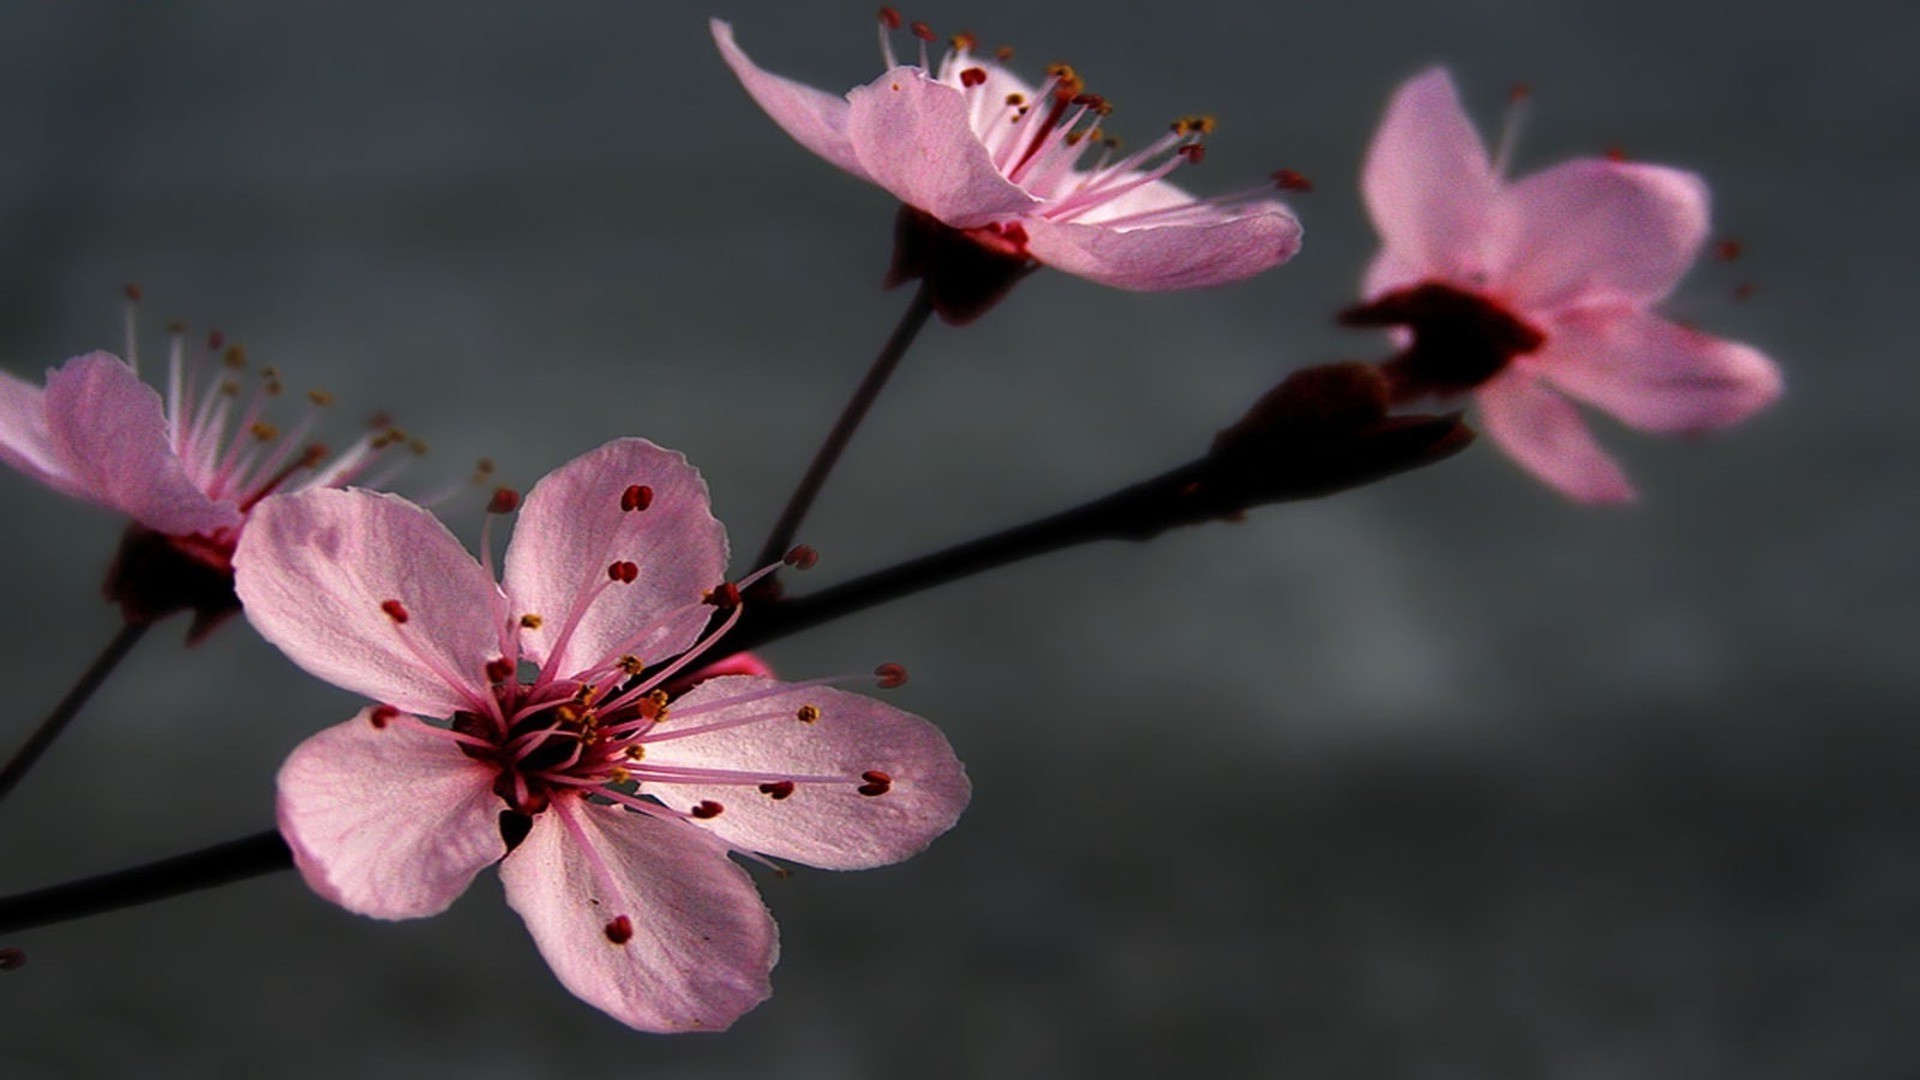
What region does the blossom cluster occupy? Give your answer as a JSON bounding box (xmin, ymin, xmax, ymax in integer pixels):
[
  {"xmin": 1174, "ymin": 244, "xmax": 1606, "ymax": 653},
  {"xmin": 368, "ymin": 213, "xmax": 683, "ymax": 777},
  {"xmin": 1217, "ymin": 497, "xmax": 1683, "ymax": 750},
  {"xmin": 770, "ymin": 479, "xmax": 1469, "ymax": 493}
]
[{"xmin": 0, "ymin": 9, "xmax": 1779, "ymax": 1037}]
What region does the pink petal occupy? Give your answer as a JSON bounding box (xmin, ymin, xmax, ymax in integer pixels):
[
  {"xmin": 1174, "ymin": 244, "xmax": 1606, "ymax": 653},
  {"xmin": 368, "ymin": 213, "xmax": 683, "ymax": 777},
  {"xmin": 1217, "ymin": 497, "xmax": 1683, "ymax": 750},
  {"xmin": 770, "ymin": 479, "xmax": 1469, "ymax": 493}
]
[
  {"xmin": 710, "ymin": 19, "xmax": 870, "ymax": 182},
  {"xmin": 276, "ymin": 708, "xmax": 505, "ymax": 919},
  {"xmin": 500, "ymin": 799, "xmax": 777, "ymax": 1032},
  {"xmin": 1494, "ymin": 159, "xmax": 1710, "ymax": 312},
  {"xmin": 1361, "ymin": 67, "xmax": 1500, "ymax": 286},
  {"xmin": 501, "ymin": 438, "xmax": 727, "ymax": 679},
  {"xmin": 41, "ymin": 351, "xmax": 239, "ymax": 536},
  {"xmin": 234, "ymin": 488, "xmax": 506, "ymax": 717},
  {"xmin": 1535, "ymin": 310, "xmax": 1783, "ymax": 433},
  {"xmin": 844, "ymin": 66, "xmax": 1041, "ymax": 228},
  {"xmin": 0, "ymin": 368, "xmax": 80, "ymax": 494},
  {"xmin": 1022, "ymin": 200, "xmax": 1303, "ymax": 291},
  {"xmin": 644, "ymin": 677, "xmax": 969, "ymax": 871},
  {"xmin": 1476, "ymin": 371, "xmax": 1636, "ymax": 503}
]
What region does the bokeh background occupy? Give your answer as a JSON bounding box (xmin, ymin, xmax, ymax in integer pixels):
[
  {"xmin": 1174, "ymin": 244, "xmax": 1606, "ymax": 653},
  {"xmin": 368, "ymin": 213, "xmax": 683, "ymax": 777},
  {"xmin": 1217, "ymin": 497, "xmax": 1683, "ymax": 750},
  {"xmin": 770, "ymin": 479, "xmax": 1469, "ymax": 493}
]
[{"xmin": 1, "ymin": 1, "xmax": 1912, "ymax": 1076}]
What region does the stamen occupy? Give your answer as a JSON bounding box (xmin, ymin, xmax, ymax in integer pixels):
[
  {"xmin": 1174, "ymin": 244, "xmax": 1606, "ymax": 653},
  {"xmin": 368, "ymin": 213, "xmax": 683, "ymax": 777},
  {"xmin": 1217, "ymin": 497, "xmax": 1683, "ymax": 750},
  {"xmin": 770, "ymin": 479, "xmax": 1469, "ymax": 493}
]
[
  {"xmin": 690, "ymin": 800, "xmax": 725, "ymax": 819},
  {"xmin": 797, "ymin": 704, "xmax": 821, "ymax": 723},
  {"xmin": 994, "ymin": 45, "xmax": 1014, "ymax": 61},
  {"xmin": 703, "ymin": 582, "xmax": 742, "ymax": 608},
  {"xmin": 1272, "ymin": 168, "xmax": 1314, "ymax": 192},
  {"xmin": 857, "ymin": 770, "xmax": 893, "ymax": 796},
  {"xmin": 488, "ymin": 487, "xmax": 521, "ymax": 514},
  {"xmin": 1715, "ymin": 239, "xmax": 1744, "ymax": 261},
  {"xmin": 874, "ymin": 662, "xmax": 909, "ymax": 689},
  {"xmin": 369, "ymin": 705, "xmax": 399, "ymax": 729},
  {"xmin": 783, "ymin": 544, "xmax": 820, "ymax": 570},
  {"xmin": 520, "ymin": 613, "xmax": 544, "ymax": 630},
  {"xmin": 1493, "ymin": 82, "xmax": 1531, "ymax": 176},
  {"xmin": 604, "ymin": 915, "xmax": 634, "ymax": 945},
  {"xmin": 877, "ymin": 6, "xmax": 901, "ymax": 29},
  {"xmin": 485, "ymin": 657, "xmax": 515, "ymax": 684},
  {"xmin": 607, "ymin": 560, "xmax": 639, "ymax": 584},
  {"xmin": 620, "ymin": 484, "xmax": 653, "ymax": 512},
  {"xmin": 759, "ymin": 781, "xmax": 796, "ymax": 800},
  {"xmin": 909, "ymin": 20, "xmax": 934, "ymax": 41},
  {"xmin": 381, "ymin": 599, "xmax": 410, "ymax": 624}
]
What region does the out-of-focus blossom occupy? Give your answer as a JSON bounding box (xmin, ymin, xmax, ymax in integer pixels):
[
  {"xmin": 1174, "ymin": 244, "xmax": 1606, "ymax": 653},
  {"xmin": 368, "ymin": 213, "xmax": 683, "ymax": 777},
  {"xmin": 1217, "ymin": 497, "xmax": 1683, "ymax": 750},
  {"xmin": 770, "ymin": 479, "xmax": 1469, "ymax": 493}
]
[
  {"xmin": 235, "ymin": 438, "xmax": 968, "ymax": 1032},
  {"xmin": 1349, "ymin": 68, "xmax": 1781, "ymax": 502}
]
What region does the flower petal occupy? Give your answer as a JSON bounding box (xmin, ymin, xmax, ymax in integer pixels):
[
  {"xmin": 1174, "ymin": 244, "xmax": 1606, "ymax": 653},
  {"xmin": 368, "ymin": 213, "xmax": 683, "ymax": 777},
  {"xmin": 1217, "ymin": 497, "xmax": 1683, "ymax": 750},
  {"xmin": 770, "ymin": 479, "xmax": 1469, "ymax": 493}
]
[
  {"xmin": 710, "ymin": 19, "xmax": 870, "ymax": 182},
  {"xmin": 1535, "ymin": 310, "xmax": 1783, "ymax": 433},
  {"xmin": 500, "ymin": 799, "xmax": 777, "ymax": 1032},
  {"xmin": 1022, "ymin": 200, "xmax": 1302, "ymax": 291},
  {"xmin": 0, "ymin": 368, "xmax": 80, "ymax": 494},
  {"xmin": 1494, "ymin": 159, "xmax": 1710, "ymax": 311},
  {"xmin": 502, "ymin": 438, "xmax": 727, "ymax": 679},
  {"xmin": 41, "ymin": 351, "xmax": 239, "ymax": 536},
  {"xmin": 235, "ymin": 487, "xmax": 505, "ymax": 717},
  {"xmin": 1476, "ymin": 371, "xmax": 1635, "ymax": 504},
  {"xmin": 845, "ymin": 66, "xmax": 1041, "ymax": 228},
  {"xmin": 277, "ymin": 708, "xmax": 506, "ymax": 919},
  {"xmin": 1361, "ymin": 67, "xmax": 1499, "ymax": 287},
  {"xmin": 644, "ymin": 677, "xmax": 969, "ymax": 871}
]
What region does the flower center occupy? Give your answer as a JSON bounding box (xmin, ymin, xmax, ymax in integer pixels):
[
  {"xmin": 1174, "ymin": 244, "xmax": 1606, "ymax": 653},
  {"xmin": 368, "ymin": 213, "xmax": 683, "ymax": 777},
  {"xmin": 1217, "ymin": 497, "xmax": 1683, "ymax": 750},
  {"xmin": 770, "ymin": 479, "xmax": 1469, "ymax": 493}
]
[{"xmin": 1340, "ymin": 281, "xmax": 1548, "ymax": 400}]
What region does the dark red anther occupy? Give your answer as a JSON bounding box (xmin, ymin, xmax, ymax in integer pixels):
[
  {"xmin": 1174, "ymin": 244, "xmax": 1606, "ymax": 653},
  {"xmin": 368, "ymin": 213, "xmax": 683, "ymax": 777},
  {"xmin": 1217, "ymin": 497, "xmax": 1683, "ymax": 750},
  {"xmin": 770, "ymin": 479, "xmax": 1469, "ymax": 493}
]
[
  {"xmin": 783, "ymin": 544, "xmax": 820, "ymax": 570},
  {"xmin": 380, "ymin": 599, "xmax": 410, "ymax": 624},
  {"xmin": 877, "ymin": 6, "xmax": 901, "ymax": 29},
  {"xmin": 1733, "ymin": 281, "xmax": 1757, "ymax": 301},
  {"xmin": 607, "ymin": 560, "xmax": 639, "ymax": 584},
  {"xmin": 620, "ymin": 484, "xmax": 653, "ymax": 512},
  {"xmin": 759, "ymin": 780, "xmax": 796, "ymax": 800},
  {"xmin": 857, "ymin": 770, "xmax": 893, "ymax": 796},
  {"xmin": 123, "ymin": 283, "xmax": 143, "ymax": 302},
  {"xmin": 1178, "ymin": 143, "xmax": 1206, "ymax": 164},
  {"xmin": 1715, "ymin": 239, "xmax": 1745, "ymax": 261},
  {"xmin": 1508, "ymin": 81, "xmax": 1532, "ymax": 103},
  {"xmin": 484, "ymin": 657, "xmax": 515, "ymax": 684},
  {"xmin": 1272, "ymin": 168, "xmax": 1314, "ymax": 192},
  {"xmin": 705, "ymin": 582, "xmax": 742, "ymax": 609},
  {"xmin": 0, "ymin": 948, "xmax": 24, "ymax": 971},
  {"xmin": 960, "ymin": 67, "xmax": 988, "ymax": 88},
  {"xmin": 604, "ymin": 915, "xmax": 634, "ymax": 945},
  {"xmin": 909, "ymin": 20, "xmax": 935, "ymax": 41},
  {"xmin": 207, "ymin": 329, "xmax": 226, "ymax": 350},
  {"xmin": 369, "ymin": 705, "xmax": 399, "ymax": 729},
  {"xmin": 487, "ymin": 487, "xmax": 521, "ymax": 514},
  {"xmin": 1604, "ymin": 144, "xmax": 1629, "ymax": 162},
  {"xmin": 691, "ymin": 800, "xmax": 725, "ymax": 819},
  {"xmin": 874, "ymin": 662, "xmax": 908, "ymax": 689}
]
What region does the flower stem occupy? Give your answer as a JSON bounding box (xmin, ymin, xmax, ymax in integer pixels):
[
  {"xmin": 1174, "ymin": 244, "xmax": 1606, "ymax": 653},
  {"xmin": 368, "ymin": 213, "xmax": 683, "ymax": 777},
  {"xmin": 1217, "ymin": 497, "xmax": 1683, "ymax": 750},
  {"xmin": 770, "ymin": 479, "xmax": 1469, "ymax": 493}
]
[
  {"xmin": 0, "ymin": 619, "xmax": 152, "ymax": 806},
  {"xmin": 752, "ymin": 283, "xmax": 937, "ymax": 572},
  {"xmin": 0, "ymin": 831, "xmax": 289, "ymax": 935}
]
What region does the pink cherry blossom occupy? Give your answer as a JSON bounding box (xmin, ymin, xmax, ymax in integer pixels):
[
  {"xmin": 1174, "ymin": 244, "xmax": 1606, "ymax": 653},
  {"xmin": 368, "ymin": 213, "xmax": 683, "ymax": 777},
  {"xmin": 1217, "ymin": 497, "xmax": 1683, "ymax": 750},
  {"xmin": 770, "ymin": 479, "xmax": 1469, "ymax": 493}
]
[
  {"xmin": 712, "ymin": 16, "xmax": 1302, "ymax": 294},
  {"xmin": 1354, "ymin": 68, "xmax": 1782, "ymax": 502},
  {"xmin": 233, "ymin": 437, "xmax": 969, "ymax": 1032},
  {"xmin": 0, "ymin": 319, "xmax": 418, "ymax": 624}
]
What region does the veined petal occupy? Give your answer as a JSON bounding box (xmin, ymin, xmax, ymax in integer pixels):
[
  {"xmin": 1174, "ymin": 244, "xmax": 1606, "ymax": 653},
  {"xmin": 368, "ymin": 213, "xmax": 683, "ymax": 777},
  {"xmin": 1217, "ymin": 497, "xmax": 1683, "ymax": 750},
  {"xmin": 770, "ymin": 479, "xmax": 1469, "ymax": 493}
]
[
  {"xmin": 1477, "ymin": 371, "xmax": 1635, "ymax": 504},
  {"xmin": 277, "ymin": 708, "xmax": 506, "ymax": 919},
  {"xmin": 500, "ymin": 800, "xmax": 777, "ymax": 1033},
  {"xmin": 1536, "ymin": 309, "xmax": 1782, "ymax": 433},
  {"xmin": 502, "ymin": 438, "xmax": 726, "ymax": 678},
  {"xmin": 1022, "ymin": 200, "xmax": 1302, "ymax": 291},
  {"xmin": 41, "ymin": 351, "xmax": 239, "ymax": 536},
  {"xmin": 711, "ymin": 19, "xmax": 869, "ymax": 181},
  {"xmin": 1495, "ymin": 159, "xmax": 1710, "ymax": 311},
  {"xmin": 845, "ymin": 66, "xmax": 1041, "ymax": 228},
  {"xmin": 644, "ymin": 677, "xmax": 969, "ymax": 871},
  {"xmin": 1361, "ymin": 67, "xmax": 1500, "ymax": 286},
  {"xmin": 0, "ymin": 368, "xmax": 80, "ymax": 494},
  {"xmin": 234, "ymin": 488, "xmax": 506, "ymax": 717}
]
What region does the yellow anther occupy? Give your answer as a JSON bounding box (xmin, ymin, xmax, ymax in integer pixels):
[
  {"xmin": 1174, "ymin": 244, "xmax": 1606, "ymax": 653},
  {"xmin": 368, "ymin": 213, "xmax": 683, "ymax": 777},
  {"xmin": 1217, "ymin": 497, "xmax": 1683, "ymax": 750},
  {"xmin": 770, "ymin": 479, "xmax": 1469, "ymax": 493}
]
[
  {"xmin": 1005, "ymin": 92, "xmax": 1025, "ymax": 106},
  {"xmin": 519, "ymin": 613, "xmax": 544, "ymax": 629},
  {"xmin": 993, "ymin": 45, "xmax": 1014, "ymax": 62},
  {"xmin": 618, "ymin": 655, "xmax": 645, "ymax": 676},
  {"xmin": 408, "ymin": 437, "xmax": 430, "ymax": 455},
  {"xmin": 219, "ymin": 380, "xmax": 240, "ymax": 397},
  {"xmin": 608, "ymin": 767, "xmax": 631, "ymax": 784},
  {"xmin": 475, "ymin": 457, "xmax": 496, "ymax": 474},
  {"xmin": 260, "ymin": 365, "xmax": 280, "ymax": 380},
  {"xmin": 625, "ymin": 745, "xmax": 646, "ymax": 761},
  {"xmin": 223, "ymin": 344, "xmax": 248, "ymax": 368},
  {"xmin": 1173, "ymin": 114, "xmax": 1217, "ymax": 136},
  {"xmin": 249, "ymin": 421, "xmax": 279, "ymax": 442},
  {"xmin": 1045, "ymin": 63, "xmax": 1082, "ymax": 95},
  {"xmin": 555, "ymin": 703, "xmax": 584, "ymax": 724},
  {"xmin": 307, "ymin": 389, "xmax": 335, "ymax": 406},
  {"xmin": 796, "ymin": 704, "xmax": 821, "ymax": 724}
]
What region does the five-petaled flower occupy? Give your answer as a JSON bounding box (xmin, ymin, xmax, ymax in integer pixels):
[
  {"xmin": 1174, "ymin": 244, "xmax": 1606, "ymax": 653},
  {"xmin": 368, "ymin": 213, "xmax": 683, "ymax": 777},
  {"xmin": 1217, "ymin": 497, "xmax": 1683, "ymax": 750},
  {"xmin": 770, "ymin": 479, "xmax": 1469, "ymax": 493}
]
[
  {"xmin": 713, "ymin": 14, "xmax": 1302, "ymax": 321},
  {"xmin": 233, "ymin": 437, "xmax": 969, "ymax": 1032},
  {"xmin": 1347, "ymin": 68, "xmax": 1781, "ymax": 502},
  {"xmin": 0, "ymin": 314, "xmax": 418, "ymax": 631}
]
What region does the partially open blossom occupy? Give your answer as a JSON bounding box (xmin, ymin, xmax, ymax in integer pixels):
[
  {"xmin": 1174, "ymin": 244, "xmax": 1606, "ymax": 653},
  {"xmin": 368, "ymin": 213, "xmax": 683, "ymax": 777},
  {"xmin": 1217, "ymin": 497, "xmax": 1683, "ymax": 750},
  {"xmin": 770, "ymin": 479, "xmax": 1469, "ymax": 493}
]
[
  {"xmin": 1349, "ymin": 68, "xmax": 1781, "ymax": 502},
  {"xmin": 0, "ymin": 314, "xmax": 419, "ymax": 631},
  {"xmin": 713, "ymin": 15, "xmax": 1301, "ymax": 320},
  {"xmin": 234, "ymin": 438, "xmax": 968, "ymax": 1032}
]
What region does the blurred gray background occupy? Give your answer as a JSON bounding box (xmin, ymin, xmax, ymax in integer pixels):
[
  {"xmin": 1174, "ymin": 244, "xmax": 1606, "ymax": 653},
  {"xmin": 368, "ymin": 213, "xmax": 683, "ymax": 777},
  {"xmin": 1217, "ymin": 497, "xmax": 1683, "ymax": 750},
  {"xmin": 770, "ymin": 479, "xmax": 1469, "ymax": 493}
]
[{"xmin": 0, "ymin": 1, "xmax": 1912, "ymax": 1077}]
